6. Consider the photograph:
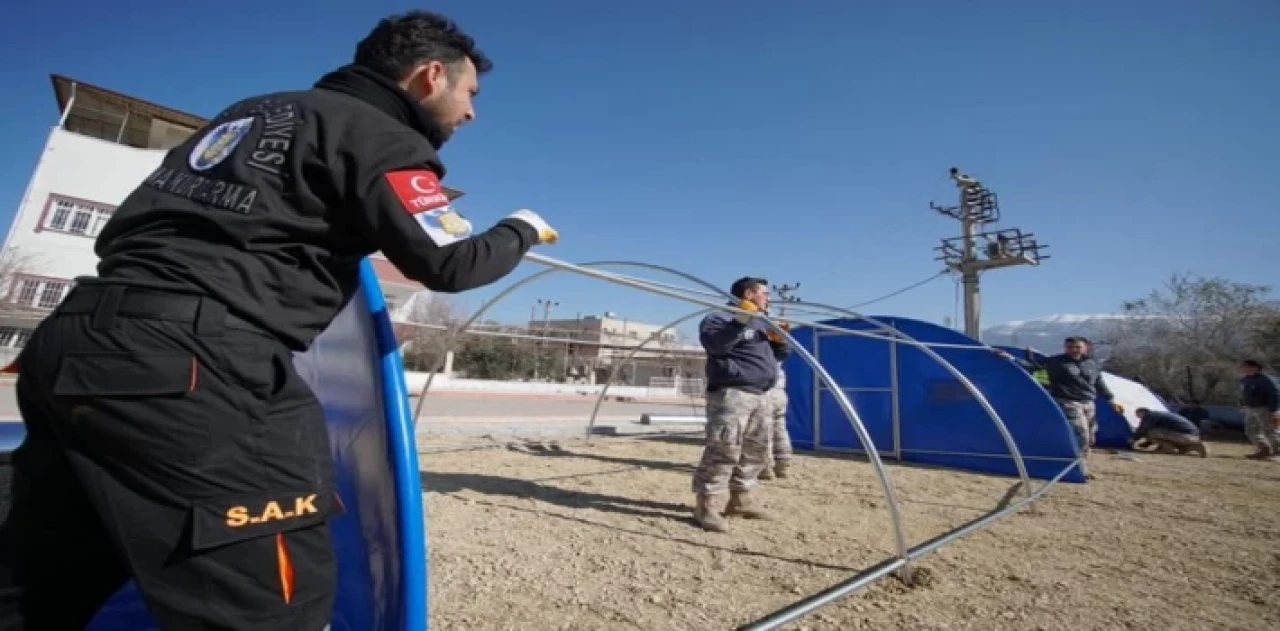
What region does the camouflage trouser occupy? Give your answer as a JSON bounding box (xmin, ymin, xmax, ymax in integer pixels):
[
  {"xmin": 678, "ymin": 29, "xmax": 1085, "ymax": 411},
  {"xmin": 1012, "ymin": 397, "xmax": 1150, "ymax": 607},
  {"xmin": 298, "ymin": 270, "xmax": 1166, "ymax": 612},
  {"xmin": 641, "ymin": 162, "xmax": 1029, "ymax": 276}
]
[
  {"xmin": 692, "ymin": 388, "xmax": 771, "ymax": 495},
  {"xmin": 1243, "ymin": 407, "xmax": 1280, "ymax": 452},
  {"xmin": 1144, "ymin": 428, "xmax": 1200, "ymax": 450},
  {"xmin": 1058, "ymin": 399, "xmax": 1097, "ymax": 456},
  {"xmin": 765, "ymin": 386, "xmax": 792, "ymax": 464}
]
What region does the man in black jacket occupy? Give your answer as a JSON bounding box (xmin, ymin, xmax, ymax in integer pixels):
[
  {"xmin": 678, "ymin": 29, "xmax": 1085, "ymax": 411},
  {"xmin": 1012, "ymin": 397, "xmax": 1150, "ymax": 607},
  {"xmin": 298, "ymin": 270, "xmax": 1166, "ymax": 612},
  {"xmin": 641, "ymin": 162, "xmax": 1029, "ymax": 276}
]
[
  {"xmin": 0, "ymin": 11, "xmax": 555, "ymax": 630},
  {"xmin": 692, "ymin": 277, "xmax": 789, "ymax": 532},
  {"xmin": 1238, "ymin": 359, "xmax": 1280, "ymax": 460},
  {"xmin": 1129, "ymin": 408, "xmax": 1208, "ymax": 457}
]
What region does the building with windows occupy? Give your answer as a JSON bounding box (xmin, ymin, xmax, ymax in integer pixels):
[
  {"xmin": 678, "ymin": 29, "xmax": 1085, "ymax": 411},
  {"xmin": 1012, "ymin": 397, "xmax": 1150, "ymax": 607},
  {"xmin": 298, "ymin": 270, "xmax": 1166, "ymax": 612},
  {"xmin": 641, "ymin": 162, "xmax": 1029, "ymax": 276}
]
[
  {"xmin": 531, "ymin": 313, "xmax": 704, "ymax": 386},
  {"xmin": 0, "ymin": 75, "xmax": 446, "ymax": 362}
]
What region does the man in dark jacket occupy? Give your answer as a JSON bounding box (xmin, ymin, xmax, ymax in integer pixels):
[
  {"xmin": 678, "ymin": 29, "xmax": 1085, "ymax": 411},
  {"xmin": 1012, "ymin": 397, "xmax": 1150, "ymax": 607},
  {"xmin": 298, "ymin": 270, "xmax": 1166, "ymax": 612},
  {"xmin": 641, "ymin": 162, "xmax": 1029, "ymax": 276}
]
[
  {"xmin": 0, "ymin": 11, "xmax": 556, "ymax": 630},
  {"xmin": 1238, "ymin": 359, "xmax": 1280, "ymax": 460},
  {"xmin": 1129, "ymin": 408, "xmax": 1208, "ymax": 457},
  {"xmin": 1010, "ymin": 337, "xmax": 1122, "ymax": 478},
  {"xmin": 692, "ymin": 277, "xmax": 789, "ymax": 532}
]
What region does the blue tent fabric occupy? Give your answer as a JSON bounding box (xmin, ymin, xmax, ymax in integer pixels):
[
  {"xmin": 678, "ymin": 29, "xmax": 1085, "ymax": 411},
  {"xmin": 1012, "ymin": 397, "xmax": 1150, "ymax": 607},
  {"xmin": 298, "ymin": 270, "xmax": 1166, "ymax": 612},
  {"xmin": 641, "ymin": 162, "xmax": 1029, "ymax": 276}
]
[
  {"xmin": 2, "ymin": 259, "xmax": 426, "ymax": 630},
  {"xmin": 992, "ymin": 345, "xmax": 1138, "ymax": 450},
  {"xmin": 784, "ymin": 317, "xmax": 1086, "ymax": 484}
]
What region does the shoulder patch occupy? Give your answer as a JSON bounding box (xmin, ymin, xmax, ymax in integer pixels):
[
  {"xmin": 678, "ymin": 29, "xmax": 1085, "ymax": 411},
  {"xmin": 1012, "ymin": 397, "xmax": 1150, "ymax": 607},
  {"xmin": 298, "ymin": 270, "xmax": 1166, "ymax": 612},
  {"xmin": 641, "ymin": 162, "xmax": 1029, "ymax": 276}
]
[
  {"xmin": 413, "ymin": 204, "xmax": 474, "ymax": 247},
  {"xmin": 189, "ymin": 117, "xmax": 256, "ymax": 171},
  {"xmin": 385, "ymin": 169, "xmax": 450, "ymax": 213}
]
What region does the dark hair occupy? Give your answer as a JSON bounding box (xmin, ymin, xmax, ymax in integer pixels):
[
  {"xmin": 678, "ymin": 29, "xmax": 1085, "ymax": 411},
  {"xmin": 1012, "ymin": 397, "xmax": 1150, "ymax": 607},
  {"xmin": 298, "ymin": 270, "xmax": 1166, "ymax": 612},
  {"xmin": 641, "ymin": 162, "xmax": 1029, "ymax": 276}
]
[
  {"xmin": 1241, "ymin": 359, "xmax": 1263, "ymax": 369},
  {"xmin": 1064, "ymin": 336, "xmax": 1088, "ymax": 344},
  {"xmin": 354, "ymin": 11, "xmax": 494, "ymax": 81},
  {"xmin": 1135, "ymin": 407, "xmax": 1150, "ymax": 416},
  {"xmin": 730, "ymin": 277, "xmax": 768, "ymax": 299}
]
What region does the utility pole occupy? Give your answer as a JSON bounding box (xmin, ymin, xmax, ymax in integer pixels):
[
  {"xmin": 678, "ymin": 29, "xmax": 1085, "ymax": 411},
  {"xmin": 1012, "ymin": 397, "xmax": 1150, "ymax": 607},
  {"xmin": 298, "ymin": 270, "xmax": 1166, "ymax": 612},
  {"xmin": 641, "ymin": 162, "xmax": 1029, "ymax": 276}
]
[
  {"xmin": 931, "ymin": 167, "xmax": 1049, "ymax": 340},
  {"xmin": 532, "ymin": 298, "xmax": 558, "ymax": 380},
  {"xmin": 772, "ymin": 282, "xmax": 801, "ymax": 319}
]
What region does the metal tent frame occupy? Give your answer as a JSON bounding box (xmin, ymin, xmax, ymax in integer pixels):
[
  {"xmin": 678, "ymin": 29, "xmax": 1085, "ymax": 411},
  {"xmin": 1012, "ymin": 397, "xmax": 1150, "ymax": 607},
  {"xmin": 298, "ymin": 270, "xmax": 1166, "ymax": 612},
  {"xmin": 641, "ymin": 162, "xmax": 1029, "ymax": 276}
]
[{"xmin": 412, "ymin": 252, "xmax": 1079, "ymax": 629}]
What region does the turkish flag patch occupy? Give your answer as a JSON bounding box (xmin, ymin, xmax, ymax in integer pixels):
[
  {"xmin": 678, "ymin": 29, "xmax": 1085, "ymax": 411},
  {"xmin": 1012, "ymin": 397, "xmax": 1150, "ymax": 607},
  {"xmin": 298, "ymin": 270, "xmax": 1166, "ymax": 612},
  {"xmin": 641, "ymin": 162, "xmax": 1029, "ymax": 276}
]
[{"xmin": 385, "ymin": 169, "xmax": 450, "ymax": 213}]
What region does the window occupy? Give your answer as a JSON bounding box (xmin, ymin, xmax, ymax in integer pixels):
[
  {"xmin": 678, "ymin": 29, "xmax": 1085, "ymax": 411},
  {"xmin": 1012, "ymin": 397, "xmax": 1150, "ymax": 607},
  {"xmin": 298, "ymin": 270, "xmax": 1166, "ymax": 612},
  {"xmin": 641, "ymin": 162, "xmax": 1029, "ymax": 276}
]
[
  {"xmin": 42, "ymin": 195, "xmax": 115, "ymax": 238},
  {"xmin": 8, "ymin": 275, "xmax": 72, "ymax": 311},
  {"xmin": 0, "ymin": 327, "xmax": 32, "ymax": 349}
]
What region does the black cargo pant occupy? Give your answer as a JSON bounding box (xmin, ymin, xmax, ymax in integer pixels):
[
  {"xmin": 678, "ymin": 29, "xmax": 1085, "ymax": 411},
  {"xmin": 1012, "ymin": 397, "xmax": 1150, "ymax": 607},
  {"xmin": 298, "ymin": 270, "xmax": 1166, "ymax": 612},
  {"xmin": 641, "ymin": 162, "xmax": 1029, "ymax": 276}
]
[{"xmin": 0, "ymin": 284, "xmax": 340, "ymax": 630}]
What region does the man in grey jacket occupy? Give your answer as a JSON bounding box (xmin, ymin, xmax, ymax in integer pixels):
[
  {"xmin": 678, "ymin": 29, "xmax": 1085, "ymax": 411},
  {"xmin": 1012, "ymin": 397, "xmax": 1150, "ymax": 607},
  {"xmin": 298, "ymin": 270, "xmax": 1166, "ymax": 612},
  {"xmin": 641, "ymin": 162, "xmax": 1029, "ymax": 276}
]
[
  {"xmin": 1006, "ymin": 337, "xmax": 1122, "ymax": 478},
  {"xmin": 691, "ymin": 277, "xmax": 789, "ymax": 532}
]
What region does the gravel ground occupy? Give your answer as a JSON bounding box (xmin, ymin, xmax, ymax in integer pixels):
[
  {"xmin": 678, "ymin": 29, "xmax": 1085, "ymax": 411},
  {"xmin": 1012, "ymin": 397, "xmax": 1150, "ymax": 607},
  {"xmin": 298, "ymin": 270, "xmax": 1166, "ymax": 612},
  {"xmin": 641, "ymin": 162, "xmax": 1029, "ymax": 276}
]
[{"xmin": 422, "ymin": 434, "xmax": 1280, "ymax": 630}]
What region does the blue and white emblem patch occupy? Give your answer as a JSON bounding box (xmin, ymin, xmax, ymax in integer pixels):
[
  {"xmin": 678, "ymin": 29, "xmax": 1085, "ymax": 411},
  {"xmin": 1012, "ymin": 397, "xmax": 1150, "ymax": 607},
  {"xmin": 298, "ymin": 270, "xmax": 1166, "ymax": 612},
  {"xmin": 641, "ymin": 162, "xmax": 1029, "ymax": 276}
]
[
  {"xmin": 188, "ymin": 117, "xmax": 255, "ymax": 171},
  {"xmin": 414, "ymin": 205, "xmax": 474, "ymax": 247}
]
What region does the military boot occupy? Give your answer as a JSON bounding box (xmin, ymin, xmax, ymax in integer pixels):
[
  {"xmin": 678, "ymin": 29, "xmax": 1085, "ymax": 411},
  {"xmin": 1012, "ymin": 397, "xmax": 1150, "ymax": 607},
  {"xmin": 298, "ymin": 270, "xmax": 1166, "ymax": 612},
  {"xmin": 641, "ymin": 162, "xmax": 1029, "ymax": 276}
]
[
  {"xmin": 758, "ymin": 465, "xmax": 775, "ymax": 480},
  {"xmin": 724, "ymin": 490, "xmax": 772, "ymax": 520},
  {"xmin": 694, "ymin": 494, "xmax": 728, "ymax": 532},
  {"xmin": 773, "ymin": 460, "xmax": 791, "ymax": 479},
  {"xmin": 1246, "ymin": 444, "xmax": 1274, "ymax": 460},
  {"xmin": 1186, "ymin": 442, "xmax": 1209, "ymax": 458}
]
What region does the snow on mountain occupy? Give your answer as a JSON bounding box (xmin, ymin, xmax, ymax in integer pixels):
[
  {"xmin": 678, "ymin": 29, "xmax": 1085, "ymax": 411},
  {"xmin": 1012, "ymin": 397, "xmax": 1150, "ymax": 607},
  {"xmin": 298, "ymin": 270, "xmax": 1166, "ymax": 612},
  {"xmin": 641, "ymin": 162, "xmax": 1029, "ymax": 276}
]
[{"xmin": 980, "ymin": 313, "xmax": 1133, "ymax": 352}]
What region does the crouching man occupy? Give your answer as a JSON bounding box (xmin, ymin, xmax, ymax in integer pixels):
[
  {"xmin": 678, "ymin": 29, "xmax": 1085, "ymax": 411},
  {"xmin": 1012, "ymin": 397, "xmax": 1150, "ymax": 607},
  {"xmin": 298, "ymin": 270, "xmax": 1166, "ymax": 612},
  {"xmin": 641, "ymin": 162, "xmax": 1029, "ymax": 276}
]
[
  {"xmin": 1130, "ymin": 407, "xmax": 1208, "ymax": 457},
  {"xmin": 692, "ymin": 277, "xmax": 789, "ymax": 532}
]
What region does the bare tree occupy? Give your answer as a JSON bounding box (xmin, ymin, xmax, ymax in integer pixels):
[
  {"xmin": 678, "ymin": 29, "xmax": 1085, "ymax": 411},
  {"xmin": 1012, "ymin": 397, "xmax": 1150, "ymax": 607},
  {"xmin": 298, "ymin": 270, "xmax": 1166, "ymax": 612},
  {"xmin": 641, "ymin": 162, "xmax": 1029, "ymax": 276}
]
[
  {"xmin": 1105, "ymin": 273, "xmax": 1280, "ymax": 403},
  {"xmin": 393, "ymin": 292, "xmax": 463, "ymax": 372},
  {"xmin": 0, "ymin": 249, "xmax": 41, "ymax": 317}
]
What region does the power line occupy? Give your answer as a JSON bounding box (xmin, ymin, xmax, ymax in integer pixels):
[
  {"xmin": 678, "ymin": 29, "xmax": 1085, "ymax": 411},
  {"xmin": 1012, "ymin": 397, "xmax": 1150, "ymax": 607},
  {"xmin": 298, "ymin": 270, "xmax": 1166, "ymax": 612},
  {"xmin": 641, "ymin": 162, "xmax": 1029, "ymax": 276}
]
[
  {"xmin": 930, "ymin": 166, "xmax": 1049, "ymax": 338},
  {"xmin": 845, "ymin": 269, "xmax": 950, "ymax": 309}
]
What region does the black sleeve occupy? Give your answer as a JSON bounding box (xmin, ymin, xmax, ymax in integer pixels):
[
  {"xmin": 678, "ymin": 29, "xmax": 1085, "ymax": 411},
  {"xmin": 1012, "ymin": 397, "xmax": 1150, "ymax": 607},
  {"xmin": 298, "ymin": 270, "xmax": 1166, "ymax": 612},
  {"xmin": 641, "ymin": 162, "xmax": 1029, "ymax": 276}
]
[
  {"xmin": 1095, "ymin": 364, "xmax": 1115, "ymax": 401},
  {"xmin": 341, "ymin": 132, "xmax": 538, "ymax": 293},
  {"xmin": 1261, "ymin": 376, "xmax": 1280, "ymax": 412},
  {"xmin": 1131, "ymin": 416, "xmax": 1151, "ymax": 441}
]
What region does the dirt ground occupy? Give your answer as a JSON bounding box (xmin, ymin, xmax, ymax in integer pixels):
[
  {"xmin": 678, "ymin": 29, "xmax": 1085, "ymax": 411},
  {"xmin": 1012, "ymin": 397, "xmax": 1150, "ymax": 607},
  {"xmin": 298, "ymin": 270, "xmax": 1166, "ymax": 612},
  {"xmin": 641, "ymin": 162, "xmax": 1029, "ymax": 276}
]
[{"xmin": 421, "ymin": 433, "xmax": 1280, "ymax": 630}]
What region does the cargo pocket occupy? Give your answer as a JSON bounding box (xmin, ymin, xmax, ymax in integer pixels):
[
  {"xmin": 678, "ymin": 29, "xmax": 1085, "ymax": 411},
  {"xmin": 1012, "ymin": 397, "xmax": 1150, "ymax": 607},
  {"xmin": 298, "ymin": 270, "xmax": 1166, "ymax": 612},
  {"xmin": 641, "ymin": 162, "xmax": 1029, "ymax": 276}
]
[
  {"xmin": 190, "ymin": 488, "xmax": 344, "ymax": 550},
  {"xmin": 53, "ymin": 353, "xmax": 196, "ymax": 397},
  {"xmin": 189, "ymin": 489, "xmax": 345, "ymax": 610},
  {"xmin": 52, "ymin": 353, "xmax": 215, "ymax": 466}
]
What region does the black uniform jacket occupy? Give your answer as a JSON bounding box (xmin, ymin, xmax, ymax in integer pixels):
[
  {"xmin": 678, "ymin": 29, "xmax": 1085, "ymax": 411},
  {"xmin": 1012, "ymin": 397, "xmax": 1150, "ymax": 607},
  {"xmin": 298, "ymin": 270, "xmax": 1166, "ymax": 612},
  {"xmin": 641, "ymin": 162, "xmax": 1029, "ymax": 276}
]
[{"xmin": 92, "ymin": 64, "xmax": 537, "ymax": 350}]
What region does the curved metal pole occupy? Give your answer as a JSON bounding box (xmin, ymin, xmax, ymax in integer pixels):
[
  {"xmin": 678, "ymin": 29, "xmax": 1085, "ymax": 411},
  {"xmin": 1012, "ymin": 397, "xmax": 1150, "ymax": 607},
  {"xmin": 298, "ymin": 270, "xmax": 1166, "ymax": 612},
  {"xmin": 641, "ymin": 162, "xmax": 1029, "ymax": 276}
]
[
  {"xmin": 766, "ymin": 321, "xmax": 912, "ymax": 567},
  {"xmin": 409, "ymin": 256, "xmax": 1031, "ymax": 506},
  {"xmin": 584, "ymin": 307, "xmax": 712, "ymax": 443},
  {"xmin": 411, "ymin": 265, "xmax": 565, "ymax": 425},
  {"xmin": 520, "ymin": 253, "xmax": 913, "ymax": 566},
  {"xmin": 412, "ymin": 259, "xmax": 744, "ymax": 426},
  {"xmin": 784, "ymin": 298, "xmax": 1034, "ymax": 502}
]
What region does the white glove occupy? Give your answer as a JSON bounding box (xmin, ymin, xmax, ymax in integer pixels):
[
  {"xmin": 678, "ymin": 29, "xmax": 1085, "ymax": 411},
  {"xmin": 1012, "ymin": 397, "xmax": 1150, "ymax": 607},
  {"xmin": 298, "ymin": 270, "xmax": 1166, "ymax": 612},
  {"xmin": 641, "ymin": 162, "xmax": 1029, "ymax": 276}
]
[{"xmin": 506, "ymin": 209, "xmax": 559, "ymax": 244}]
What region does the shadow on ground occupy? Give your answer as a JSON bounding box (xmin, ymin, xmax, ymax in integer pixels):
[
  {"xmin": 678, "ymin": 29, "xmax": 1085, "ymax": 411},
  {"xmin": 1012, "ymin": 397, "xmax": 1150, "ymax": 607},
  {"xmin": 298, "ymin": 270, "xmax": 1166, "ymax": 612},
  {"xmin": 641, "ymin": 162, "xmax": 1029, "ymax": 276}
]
[{"xmin": 419, "ymin": 470, "xmax": 865, "ymax": 572}]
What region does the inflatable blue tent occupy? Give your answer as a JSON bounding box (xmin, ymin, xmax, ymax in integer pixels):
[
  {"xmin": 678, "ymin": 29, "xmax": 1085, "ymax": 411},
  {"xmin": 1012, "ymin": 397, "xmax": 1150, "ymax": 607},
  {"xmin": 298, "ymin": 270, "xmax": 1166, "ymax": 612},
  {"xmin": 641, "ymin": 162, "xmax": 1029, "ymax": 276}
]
[
  {"xmin": 784, "ymin": 317, "xmax": 1086, "ymax": 484},
  {"xmin": 1, "ymin": 260, "xmax": 427, "ymax": 630}
]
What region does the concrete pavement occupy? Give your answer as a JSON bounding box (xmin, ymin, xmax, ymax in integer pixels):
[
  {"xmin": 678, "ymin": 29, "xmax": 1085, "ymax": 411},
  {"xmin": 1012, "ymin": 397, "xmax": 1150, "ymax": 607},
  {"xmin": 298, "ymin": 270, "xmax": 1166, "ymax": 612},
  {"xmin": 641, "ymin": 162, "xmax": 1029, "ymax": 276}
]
[{"xmin": 0, "ymin": 379, "xmax": 706, "ymax": 438}]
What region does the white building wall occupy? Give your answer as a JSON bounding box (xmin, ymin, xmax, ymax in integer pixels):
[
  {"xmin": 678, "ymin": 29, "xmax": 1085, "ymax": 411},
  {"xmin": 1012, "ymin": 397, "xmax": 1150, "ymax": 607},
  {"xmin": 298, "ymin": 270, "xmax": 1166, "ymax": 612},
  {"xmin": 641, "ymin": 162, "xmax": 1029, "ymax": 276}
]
[
  {"xmin": 4, "ymin": 127, "xmax": 165, "ymax": 284},
  {"xmin": 0, "ymin": 125, "xmax": 424, "ymax": 362}
]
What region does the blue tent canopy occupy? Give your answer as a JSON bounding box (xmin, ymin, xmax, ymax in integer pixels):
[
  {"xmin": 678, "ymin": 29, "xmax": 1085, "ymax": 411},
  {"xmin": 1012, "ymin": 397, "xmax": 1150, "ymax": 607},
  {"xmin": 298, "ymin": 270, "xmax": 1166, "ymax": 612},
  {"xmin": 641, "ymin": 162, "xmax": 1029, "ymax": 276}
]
[
  {"xmin": 2, "ymin": 259, "xmax": 427, "ymax": 630},
  {"xmin": 784, "ymin": 317, "xmax": 1086, "ymax": 484}
]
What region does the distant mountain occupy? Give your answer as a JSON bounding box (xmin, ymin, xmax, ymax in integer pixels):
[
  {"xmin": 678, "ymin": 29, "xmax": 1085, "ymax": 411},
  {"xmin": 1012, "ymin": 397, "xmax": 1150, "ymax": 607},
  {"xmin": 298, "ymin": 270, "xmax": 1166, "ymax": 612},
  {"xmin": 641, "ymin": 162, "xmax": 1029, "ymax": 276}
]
[{"xmin": 980, "ymin": 313, "xmax": 1134, "ymax": 354}]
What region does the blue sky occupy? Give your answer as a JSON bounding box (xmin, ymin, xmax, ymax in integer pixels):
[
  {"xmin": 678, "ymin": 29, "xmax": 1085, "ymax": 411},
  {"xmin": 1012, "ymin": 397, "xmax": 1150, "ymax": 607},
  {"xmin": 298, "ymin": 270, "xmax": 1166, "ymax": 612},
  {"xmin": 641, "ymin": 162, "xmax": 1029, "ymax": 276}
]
[{"xmin": 1, "ymin": 0, "xmax": 1276, "ymax": 337}]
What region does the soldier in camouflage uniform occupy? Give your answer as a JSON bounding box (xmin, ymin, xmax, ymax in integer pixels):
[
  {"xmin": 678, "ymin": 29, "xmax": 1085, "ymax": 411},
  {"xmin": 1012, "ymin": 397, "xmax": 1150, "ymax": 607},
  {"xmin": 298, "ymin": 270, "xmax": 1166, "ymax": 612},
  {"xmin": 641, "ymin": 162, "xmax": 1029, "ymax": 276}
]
[
  {"xmin": 1238, "ymin": 359, "xmax": 1280, "ymax": 460},
  {"xmin": 997, "ymin": 337, "xmax": 1121, "ymax": 478},
  {"xmin": 692, "ymin": 277, "xmax": 790, "ymax": 532},
  {"xmin": 759, "ymin": 349, "xmax": 793, "ymax": 480}
]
